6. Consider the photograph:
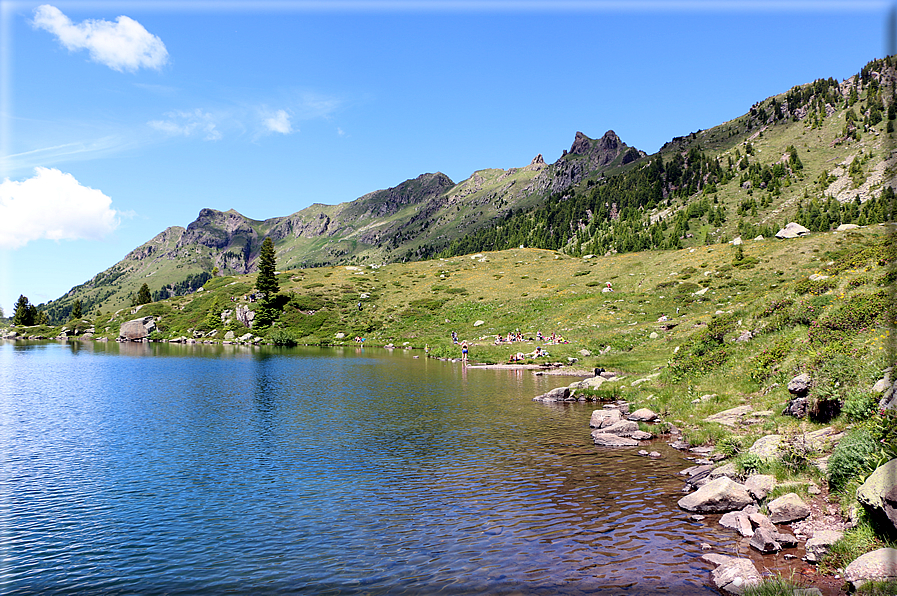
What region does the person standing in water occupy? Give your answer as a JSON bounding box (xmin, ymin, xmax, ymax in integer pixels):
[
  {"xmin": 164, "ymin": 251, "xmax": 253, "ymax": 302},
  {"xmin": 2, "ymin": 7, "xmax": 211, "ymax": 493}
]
[{"xmin": 461, "ymin": 341, "xmax": 469, "ymax": 363}]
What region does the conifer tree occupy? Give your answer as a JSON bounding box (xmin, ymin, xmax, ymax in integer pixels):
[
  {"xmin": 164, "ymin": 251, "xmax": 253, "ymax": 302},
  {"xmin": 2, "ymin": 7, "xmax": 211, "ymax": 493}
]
[
  {"xmin": 256, "ymin": 237, "xmax": 279, "ymax": 298},
  {"xmin": 13, "ymin": 295, "xmax": 35, "ymax": 326},
  {"xmin": 71, "ymin": 300, "xmax": 82, "ymax": 320},
  {"xmin": 254, "ymin": 237, "xmax": 280, "ymax": 327},
  {"xmin": 137, "ymin": 283, "xmax": 152, "ymax": 305}
]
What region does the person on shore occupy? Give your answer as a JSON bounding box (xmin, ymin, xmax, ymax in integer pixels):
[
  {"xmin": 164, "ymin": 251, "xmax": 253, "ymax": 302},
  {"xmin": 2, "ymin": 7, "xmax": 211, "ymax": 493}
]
[{"xmin": 461, "ymin": 341, "xmax": 469, "ymax": 363}]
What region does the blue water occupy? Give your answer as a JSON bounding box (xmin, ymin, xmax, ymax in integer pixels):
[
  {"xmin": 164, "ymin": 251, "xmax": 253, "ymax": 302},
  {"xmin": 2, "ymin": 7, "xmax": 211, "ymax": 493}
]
[{"xmin": 1, "ymin": 341, "xmax": 724, "ymax": 595}]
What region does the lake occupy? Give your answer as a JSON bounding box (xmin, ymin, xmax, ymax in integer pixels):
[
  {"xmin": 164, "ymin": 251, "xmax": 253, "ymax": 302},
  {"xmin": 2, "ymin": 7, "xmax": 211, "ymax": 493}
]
[{"xmin": 2, "ymin": 341, "xmax": 739, "ymax": 595}]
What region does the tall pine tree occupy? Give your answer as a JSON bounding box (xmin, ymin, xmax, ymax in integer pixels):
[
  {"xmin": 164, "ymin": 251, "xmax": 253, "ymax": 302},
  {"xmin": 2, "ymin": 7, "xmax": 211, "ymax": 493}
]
[
  {"xmin": 254, "ymin": 237, "xmax": 279, "ymax": 327},
  {"xmin": 256, "ymin": 237, "xmax": 279, "ymax": 297}
]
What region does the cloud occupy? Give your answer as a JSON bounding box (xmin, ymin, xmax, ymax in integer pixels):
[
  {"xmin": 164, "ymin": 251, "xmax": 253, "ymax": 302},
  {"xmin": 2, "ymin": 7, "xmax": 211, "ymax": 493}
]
[
  {"xmin": 0, "ymin": 168, "xmax": 121, "ymax": 249},
  {"xmin": 32, "ymin": 4, "xmax": 168, "ymax": 72},
  {"xmin": 148, "ymin": 109, "xmax": 222, "ymax": 141},
  {"xmin": 263, "ymin": 109, "xmax": 293, "ymax": 134}
]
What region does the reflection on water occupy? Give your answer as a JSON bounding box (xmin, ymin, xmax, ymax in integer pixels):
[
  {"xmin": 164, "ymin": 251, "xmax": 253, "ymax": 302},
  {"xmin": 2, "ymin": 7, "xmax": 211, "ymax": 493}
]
[{"xmin": 2, "ymin": 341, "xmax": 757, "ymax": 595}]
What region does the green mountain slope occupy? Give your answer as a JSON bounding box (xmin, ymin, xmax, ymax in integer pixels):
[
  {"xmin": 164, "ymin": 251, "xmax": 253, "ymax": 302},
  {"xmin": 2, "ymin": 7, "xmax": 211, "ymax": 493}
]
[
  {"xmin": 42, "ymin": 130, "xmax": 637, "ymax": 319},
  {"xmin": 40, "ymin": 54, "xmax": 895, "ymax": 322}
]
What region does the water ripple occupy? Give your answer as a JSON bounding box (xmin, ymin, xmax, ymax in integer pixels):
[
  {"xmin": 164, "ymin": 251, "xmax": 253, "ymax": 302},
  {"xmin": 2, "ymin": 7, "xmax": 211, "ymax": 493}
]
[{"xmin": 1, "ymin": 343, "xmax": 727, "ymax": 595}]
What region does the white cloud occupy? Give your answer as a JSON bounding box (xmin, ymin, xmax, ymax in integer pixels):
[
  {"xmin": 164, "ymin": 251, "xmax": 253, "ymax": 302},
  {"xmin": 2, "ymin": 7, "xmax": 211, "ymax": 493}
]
[
  {"xmin": 148, "ymin": 109, "xmax": 222, "ymax": 141},
  {"xmin": 32, "ymin": 5, "xmax": 168, "ymax": 73},
  {"xmin": 0, "ymin": 168, "xmax": 121, "ymax": 249},
  {"xmin": 263, "ymin": 109, "xmax": 293, "ymax": 134}
]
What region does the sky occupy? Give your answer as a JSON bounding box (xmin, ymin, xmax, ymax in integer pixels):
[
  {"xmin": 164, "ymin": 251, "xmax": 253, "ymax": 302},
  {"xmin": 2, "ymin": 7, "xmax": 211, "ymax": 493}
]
[{"xmin": 0, "ymin": 0, "xmax": 893, "ymax": 316}]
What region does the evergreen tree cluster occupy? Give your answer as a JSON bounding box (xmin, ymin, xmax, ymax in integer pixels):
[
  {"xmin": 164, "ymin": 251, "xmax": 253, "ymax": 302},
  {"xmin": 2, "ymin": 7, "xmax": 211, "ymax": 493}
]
[
  {"xmin": 440, "ymin": 148, "xmax": 745, "ymax": 259},
  {"xmin": 151, "ymin": 272, "xmax": 212, "ymax": 302},
  {"xmin": 12, "ymin": 295, "xmax": 48, "ymax": 327}
]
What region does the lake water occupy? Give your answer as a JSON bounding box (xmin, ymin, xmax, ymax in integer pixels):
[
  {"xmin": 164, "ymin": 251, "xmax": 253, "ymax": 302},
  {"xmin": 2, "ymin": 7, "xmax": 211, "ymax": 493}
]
[{"xmin": 2, "ymin": 341, "xmax": 754, "ymax": 595}]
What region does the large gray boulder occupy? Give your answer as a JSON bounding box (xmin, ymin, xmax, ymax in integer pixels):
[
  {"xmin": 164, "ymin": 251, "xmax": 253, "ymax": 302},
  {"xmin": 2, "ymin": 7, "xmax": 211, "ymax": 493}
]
[
  {"xmin": 744, "ymin": 475, "xmax": 776, "ymax": 501},
  {"xmin": 627, "ymin": 408, "xmax": 658, "ymax": 422},
  {"xmin": 748, "ymin": 435, "xmax": 783, "ymax": 459},
  {"xmin": 845, "ymin": 548, "xmax": 897, "ymax": 588},
  {"xmin": 678, "ymin": 477, "xmax": 755, "ymax": 513},
  {"xmin": 603, "ymin": 420, "xmax": 640, "ymax": 436},
  {"xmin": 787, "ymin": 373, "xmax": 812, "ymax": 396},
  {"xmin": 119, "ymin": 316, "xmax": 154, "ymax": 341},
  {"xmin": 589, "ymin": 409, "xmax": 621, "ymax": 429},
  {"xmin": 857, "ymin": 458, "xmax": 897, "ymax": 530},
  {"xmin": 767, "ymin": 493, "xmax": 810, "ymax": 524},
  {"xmin": 708, "ymin": 556, "xmax": 762, "ymax": 594},
  {"xmin": 775, "ymin": 222, "xmax": 811, "ymax": 239}
]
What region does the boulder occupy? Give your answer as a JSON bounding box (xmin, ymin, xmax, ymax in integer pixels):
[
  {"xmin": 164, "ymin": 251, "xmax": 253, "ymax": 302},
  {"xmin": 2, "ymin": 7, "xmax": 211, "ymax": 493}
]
[
  {"xmin": 627, "ymin": 408, "xmax": 658, "ymax": 422},
  {"xmin": 590, "ymin": 431, "xmax": 639, "ymax": 447},
  {"xmin": 119, "ymin": 316, "xmax": 154, "ymax": 341},
  {"xmin": 706, "ymin": 405, "xmax": 753, "ymax": 427},
  {"xmin": 749, "ymin": 526, "xmax": 782, "ymax": 553},
  {"xmin": 744, "ymin": 475, "xmax": 776, "ymax": 501},
  {"xmin": 602, "ymin": 420, "xmax": 639, "ymax": 436},
  {"xmin": 775, "ymin": 222, "xmax": 811, "ymax": 239},
  {"xmin": 836, "ymin": 223, "xmax": 860, "ymax": 231},
  {"xmin": 748, "ymin": 435, "xmax": 783, "ymax": 459},
  {"xmin": 589, "ymin": 409, "xmax": 621, "ymax": 429},
  {"xmin": 748, "ymin": 512, "xmax": 778, "ymax": 533},
  {"xmin": 224, "ymin": 331, "xmax": 235, "ymax": 340},
  {"xmin": 783, "ymin": 396, "xmax": 809, "ymax": 418},
  {"xmin": 719, "ymin": 511, "xmax": 754, "ymax": 537},
  {"xmin": 805, "ymin": 530, "xmax": 844, "ymax": 563},
  {"xmin": 710, "ymin": 463, "xmax": 739, "ymax": 480},
  {"xmin": 845, "ymin": 548, "xmax": 897, "ymax": 588},
  {"xmin": 678, "ymin": 477, "xmax": 755, "ymax": 513},
  {"xmin": 630, "ymin": 430, "xmax": 654, "ymax": 441},
  {"xmin": 767, "ymin": 493, "xmax": 810, "ymax": 524},
  {"xmin": 708, "ymin": 557, "xmax": 762, "ymax": 594},
  {"xmin": 787, "ymin": 373, "xmax": 812, "ymax": 396},
  {"xmin": 857, "ymin": 458, "xmax": 897, "ymax": 529}
]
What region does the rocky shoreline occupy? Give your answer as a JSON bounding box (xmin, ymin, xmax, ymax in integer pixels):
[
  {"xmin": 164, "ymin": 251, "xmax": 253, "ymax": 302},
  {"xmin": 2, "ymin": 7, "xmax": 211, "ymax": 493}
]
[{"xmin": 532, "ymin": 369, "xmax": 897, "ymax": 595}]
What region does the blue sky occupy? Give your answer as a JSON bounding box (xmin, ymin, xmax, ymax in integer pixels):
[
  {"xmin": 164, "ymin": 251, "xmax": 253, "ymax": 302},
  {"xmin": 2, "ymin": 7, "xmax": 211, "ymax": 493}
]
[{"xmin": 0, "ymin": 0, "xmax": 892, "ymax": 316}]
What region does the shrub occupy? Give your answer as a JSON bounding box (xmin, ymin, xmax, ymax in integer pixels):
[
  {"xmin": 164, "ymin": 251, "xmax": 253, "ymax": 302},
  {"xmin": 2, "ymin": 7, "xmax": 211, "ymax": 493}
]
[
  {"xmin": 749, "ymin": 336, "xmax": 792, "ymax": 381},
  {"xmin": 843, "ymin": 389, "xmax": 879, "ymax": 422},
  {"xmin": 268, "ymin": 328, "xmax": 297, "ymax": 346},
  {"xmin": 827, "ymin": 428, "xmax": 880, "ymax": 491},
  {"xmin": 736, "ymin": 452, "xmax": 765, "ymax": 476},
  {"xmin": 794, "ymin": 277, "xmax": 834, "ymax": 296},
  {"xmin": 717, "ymin": 436, "xmax": 744, "ymax": 457}
]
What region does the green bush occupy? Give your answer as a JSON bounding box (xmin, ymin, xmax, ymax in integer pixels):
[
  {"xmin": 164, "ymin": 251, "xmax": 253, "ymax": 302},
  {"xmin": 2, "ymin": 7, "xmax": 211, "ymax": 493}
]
[
  {"xmin": 268, "ymin": 328, "xmax": 297, "ymax": 346},
  {"xmin": 717, "ymin": 436, "xmax": 744, "ymax": 457},
  {"xmin": 794, "ymin": 277, "xmax": 834, "ymax": 296},
  {"xmin": 748, "ymin": 336, "xmax": 792, "ymax": 381},
  {"xmin": 843, "ymin": 389, "xmax": 879, "ymax": 422},
  {"xmin": 827, "ymin": 429, "xmax": 880, "ymax": 491}
]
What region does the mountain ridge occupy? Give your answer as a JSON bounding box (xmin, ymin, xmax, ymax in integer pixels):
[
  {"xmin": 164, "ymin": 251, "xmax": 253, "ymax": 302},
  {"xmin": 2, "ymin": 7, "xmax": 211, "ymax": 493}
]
[{"xmin": 39, "ymin": 53, "xmax": 897, "ymax": 320}]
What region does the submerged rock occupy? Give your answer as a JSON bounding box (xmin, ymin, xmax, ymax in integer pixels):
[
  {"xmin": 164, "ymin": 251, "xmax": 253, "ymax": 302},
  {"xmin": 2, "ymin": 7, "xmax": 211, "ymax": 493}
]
[{"xmin": 590, "ymin": 431, "xmax": 639, "ymax": 447}]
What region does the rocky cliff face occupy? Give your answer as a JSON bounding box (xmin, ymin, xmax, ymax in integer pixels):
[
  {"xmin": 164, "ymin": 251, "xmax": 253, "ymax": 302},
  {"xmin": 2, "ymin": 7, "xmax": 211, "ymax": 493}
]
[{"xmin": 536, "ymin": 130, "xmax": 641, "ymax": 195}]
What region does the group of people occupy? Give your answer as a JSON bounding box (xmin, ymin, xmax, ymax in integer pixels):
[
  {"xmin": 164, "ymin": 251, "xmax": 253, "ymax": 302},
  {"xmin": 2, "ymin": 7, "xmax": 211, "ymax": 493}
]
[
  {"xmin": 507, "ymin": 345, "xmax": 549, "ymax": 363},
  {"xmin": 494, "ymin": 330, "xmax": 568, "ymax": 345}
]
